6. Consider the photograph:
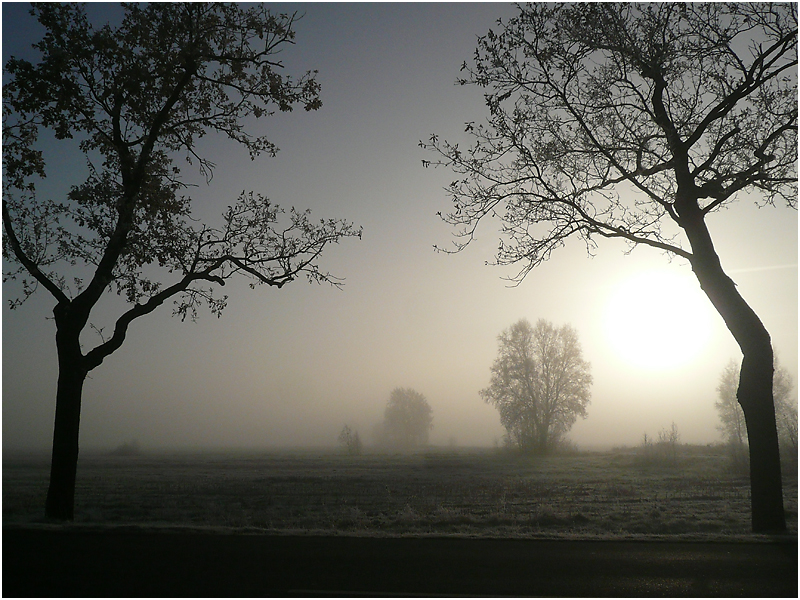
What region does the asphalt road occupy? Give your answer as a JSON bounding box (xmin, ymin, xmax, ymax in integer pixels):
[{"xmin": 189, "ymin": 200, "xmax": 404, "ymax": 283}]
[{"xmin": 3, "ymin": 528, "xmax": 797, "ymax": 597}]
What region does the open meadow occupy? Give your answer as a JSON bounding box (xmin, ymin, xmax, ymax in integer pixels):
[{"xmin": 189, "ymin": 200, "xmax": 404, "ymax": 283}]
[{"xmin": 3, "ymin": 446, "xmax": 797, "ymax": 538}]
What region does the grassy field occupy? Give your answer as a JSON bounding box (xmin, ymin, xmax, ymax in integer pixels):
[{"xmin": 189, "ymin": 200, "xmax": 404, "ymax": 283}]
[{"xmin": 3, "ymin": 446, "xmax": 797, "ymax": 538}]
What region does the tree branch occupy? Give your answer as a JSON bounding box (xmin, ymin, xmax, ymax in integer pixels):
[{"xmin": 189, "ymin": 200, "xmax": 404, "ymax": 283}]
[
  {"xmin": 2, "ymin": 199, "xmax": 69, "ymax": 305},
  {"xmin": 83, "ymin": 270, "xmax": 215, "ymax": 371}
]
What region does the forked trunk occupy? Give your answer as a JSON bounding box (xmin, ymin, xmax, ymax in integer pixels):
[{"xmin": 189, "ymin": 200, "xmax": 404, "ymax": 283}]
[
  {"xmin": 45, "ymin": 309, "xmax": 87, "ymax": 521},
  {"xmin": 682, "ymin": 210, "xmax": 786, "ymax": 533}
]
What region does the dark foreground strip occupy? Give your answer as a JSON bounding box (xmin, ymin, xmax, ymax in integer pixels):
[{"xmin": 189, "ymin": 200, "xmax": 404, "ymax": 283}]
[{"xmin": 3, "ymin": 528, "xmax": 797, "ymax": 597}]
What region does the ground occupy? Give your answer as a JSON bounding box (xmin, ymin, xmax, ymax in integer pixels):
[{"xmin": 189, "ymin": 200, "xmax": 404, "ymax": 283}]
[
  {"xmin": 4, "ymin": 445, "xmax": 797, "ymax": 537},
  {"xmin": 5, "ymin": 447, "xmax": 797, "ymax": 596}
]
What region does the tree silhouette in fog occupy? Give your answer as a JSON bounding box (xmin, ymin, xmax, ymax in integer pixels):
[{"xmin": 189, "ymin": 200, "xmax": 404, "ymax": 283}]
[
  {"xmin": 2, "ymin": 3, "xmax": 361, "ymax": 521},
  {"xmin": 716, "ymin": 360, "xmax": 750, "ymax": 472},
  {"xmin": 382, "ymin": 388, "xmax": 433, "ymax": 450},
  {"xmin": 338, "ymin": 425, "xmax": 363, "ymax": 455},
  {"xmin": 716, "ymin": 358, "xmax": 798, "ymax": 472},
  {"xmin": 481, "ymin": 319, "xmax": 591, "ymax": 455},
  {"xmin": 424, "ymin": 3, "xmax": 796, "ymax": 533}
]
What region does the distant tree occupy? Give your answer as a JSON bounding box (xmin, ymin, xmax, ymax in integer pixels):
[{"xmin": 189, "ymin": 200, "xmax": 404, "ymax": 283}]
[
  {"xmin": 109, "ymin": 440, "xmax": 141, "ymax": 457},
  {"xmin": 383, "ymin": 388, "xmax": 433, "ymax": 449},
  {"xmin": 424, "ymin": 3, "xmax": 796, "ymax": 532},
  {"xmin": 776, "ymin": 400, "xmax": 798, "ymax": 466},
  {"xmin": 773, "ymin": 365, "xmax": 799, "ymax": 465},
  {"xmin": 717, "ymin": 359, "xmax": 798, "ymax": 470},
  {"xmin": 2, "ymin": 3, "xmax": 361, "ymax": 521},
  {"xmin": 338, "ymin": 425, "xmax": 362, "ymax": 456},
  {"xmin": 657, "ymin": 422, "xmax": 681, "ymax": 463},
  {"xmin": 481, "ymin": 319, "xmax": 592, "ymax": 455},
  {"xmin": 716, "ymin": 360, "xmax": 750, "ymax": 471}
]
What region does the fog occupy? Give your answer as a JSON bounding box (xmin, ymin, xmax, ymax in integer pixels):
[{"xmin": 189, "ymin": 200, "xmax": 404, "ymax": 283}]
[{"xmin": 3, "ymin": 4, "xmax": 797, "ymax": 454}]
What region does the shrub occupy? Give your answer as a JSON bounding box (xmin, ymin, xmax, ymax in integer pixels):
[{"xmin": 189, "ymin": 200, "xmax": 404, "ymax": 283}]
[{"xmin": 635, "ymin": 423, "xmax": 681, "ymax": 467}]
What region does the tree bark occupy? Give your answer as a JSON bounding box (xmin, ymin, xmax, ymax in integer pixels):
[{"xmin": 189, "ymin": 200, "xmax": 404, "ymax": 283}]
[
  {"xmin": 680, "ymin": 205, "xmax": 786, "ymax": 533},
  {"xmin": 45, "ymin": 305, "xmax": 88, "ymax": 521},
  {"xmin": 738, "ymin": 351, "xmax": 786, "ymax": 533}
]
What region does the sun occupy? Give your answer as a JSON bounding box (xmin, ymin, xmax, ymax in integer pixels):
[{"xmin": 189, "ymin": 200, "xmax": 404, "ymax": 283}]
[{"xmin": 603, "ymin": 268, "xmax": 715, "ymax": 370}]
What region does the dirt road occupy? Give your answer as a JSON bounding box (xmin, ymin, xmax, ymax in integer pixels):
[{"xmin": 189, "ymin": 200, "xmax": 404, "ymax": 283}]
[{"xmin": 4, "ymin": 527, "xmax": 796, "ymax": 597}]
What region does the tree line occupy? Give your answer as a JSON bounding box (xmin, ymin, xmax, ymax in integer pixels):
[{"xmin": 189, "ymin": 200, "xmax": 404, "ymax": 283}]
[
  {"xmin": 336, "ymin": 317, "xmax": 592, "ymax": 457},
  {"xmin": 340, "ymin": 325, "xmax": 798, "ymax": 467}
]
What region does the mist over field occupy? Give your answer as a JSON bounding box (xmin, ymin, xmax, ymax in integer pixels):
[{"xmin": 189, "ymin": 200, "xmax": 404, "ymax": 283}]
[{"xmin": 2, "ymin": 3, "xmax": 797, "ymax": 455}]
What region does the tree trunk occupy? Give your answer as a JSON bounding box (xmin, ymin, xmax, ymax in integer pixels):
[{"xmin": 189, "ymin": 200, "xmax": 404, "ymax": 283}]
[
  {"xmin": 738, "ymin": 351, "xmax": 786, "ymax": 533},
  {"xmin": 537, "ymin": 430, "xmax": 549, "ymax": 456},
  {"xmin": 45, "ymin": 307, "xmax": 88, "ymax": 521},
  {"xmin": 680, "ymin": 207, "xmax": 786, "ymax": 533}
]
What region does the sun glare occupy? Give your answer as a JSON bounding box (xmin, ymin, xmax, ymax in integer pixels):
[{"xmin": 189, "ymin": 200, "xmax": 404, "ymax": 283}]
[{"xmin": 603, "ymin": 268, "xmax": 714, "ymax": 371}]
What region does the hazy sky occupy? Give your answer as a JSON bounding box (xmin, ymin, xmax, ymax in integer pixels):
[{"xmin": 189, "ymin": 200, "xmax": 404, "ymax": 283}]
[{"xmin": 3, "ymin": 3, "xmax": 797, "ymax": 452}]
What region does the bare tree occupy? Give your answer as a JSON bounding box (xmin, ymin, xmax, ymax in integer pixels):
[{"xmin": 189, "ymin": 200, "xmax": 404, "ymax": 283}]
[
  {"xmin": 716, "ymin": 360, "xmax": 750, "ymax": 471},
  {"xmin": 338, "ymin": 425, "xmax": 363, "ymax": 456},
  {"xmin": 657, "ymin": 422, "xmax": 681, "ymax": 464},
  {"xmin": 773, "ymin": 365, "xmax": 799, "ymax": 465},
  {"xmin": 481, "ymin": 318, "xmax": 591, "ymax": 454},
  {"xmin": 717, "ymin": 359, "xmax": 798, "ymax": 470},
  {"xmin": 383, "ymin": 388, "xmax": 433, "ymax": 450},
  {"xmin": 2, "ymin": 4, "xmax": 361, "ymax": 521},
  {"xmin": 423, "ymin": 3, "xmax": 796, "ymax": 532}
]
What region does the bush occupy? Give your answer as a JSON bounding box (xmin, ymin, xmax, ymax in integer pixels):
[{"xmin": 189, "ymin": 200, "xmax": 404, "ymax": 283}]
[{"xmin": 635, "ymin": 423, "xmax": 681, "ymax": 467}]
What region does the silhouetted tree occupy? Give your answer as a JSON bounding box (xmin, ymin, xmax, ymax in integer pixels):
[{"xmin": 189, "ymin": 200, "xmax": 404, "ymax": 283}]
[
  {"xmin": 717, "ymin": 358, "xmax": 798, "ymax": 470},
  {"xmin": 481, "ymin": 319, "xmax": 591, "ymax": 454},
  {"xmin": 2, "ymin": 3, "xmax": 361, "ymax": 521},
  {"xmin": 338, "ymin": 425, "xmax": 362, "ymax": 455},
  {"xmin": 424, "ymin": 3, "xmax": 796, "ymax": 532},
  {"xmin": 383, "ymin": 388, "xmax": 433, "ymax": 449}
]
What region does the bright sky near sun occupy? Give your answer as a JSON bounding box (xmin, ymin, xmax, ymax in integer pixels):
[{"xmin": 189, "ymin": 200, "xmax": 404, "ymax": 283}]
[
  {"xmin": 604, "ymin": 269, "xmax": 716, "ymax": 372},
  {"xmin": 2, "ymin": 3, "xmax": 798, "ymax": 452}
]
